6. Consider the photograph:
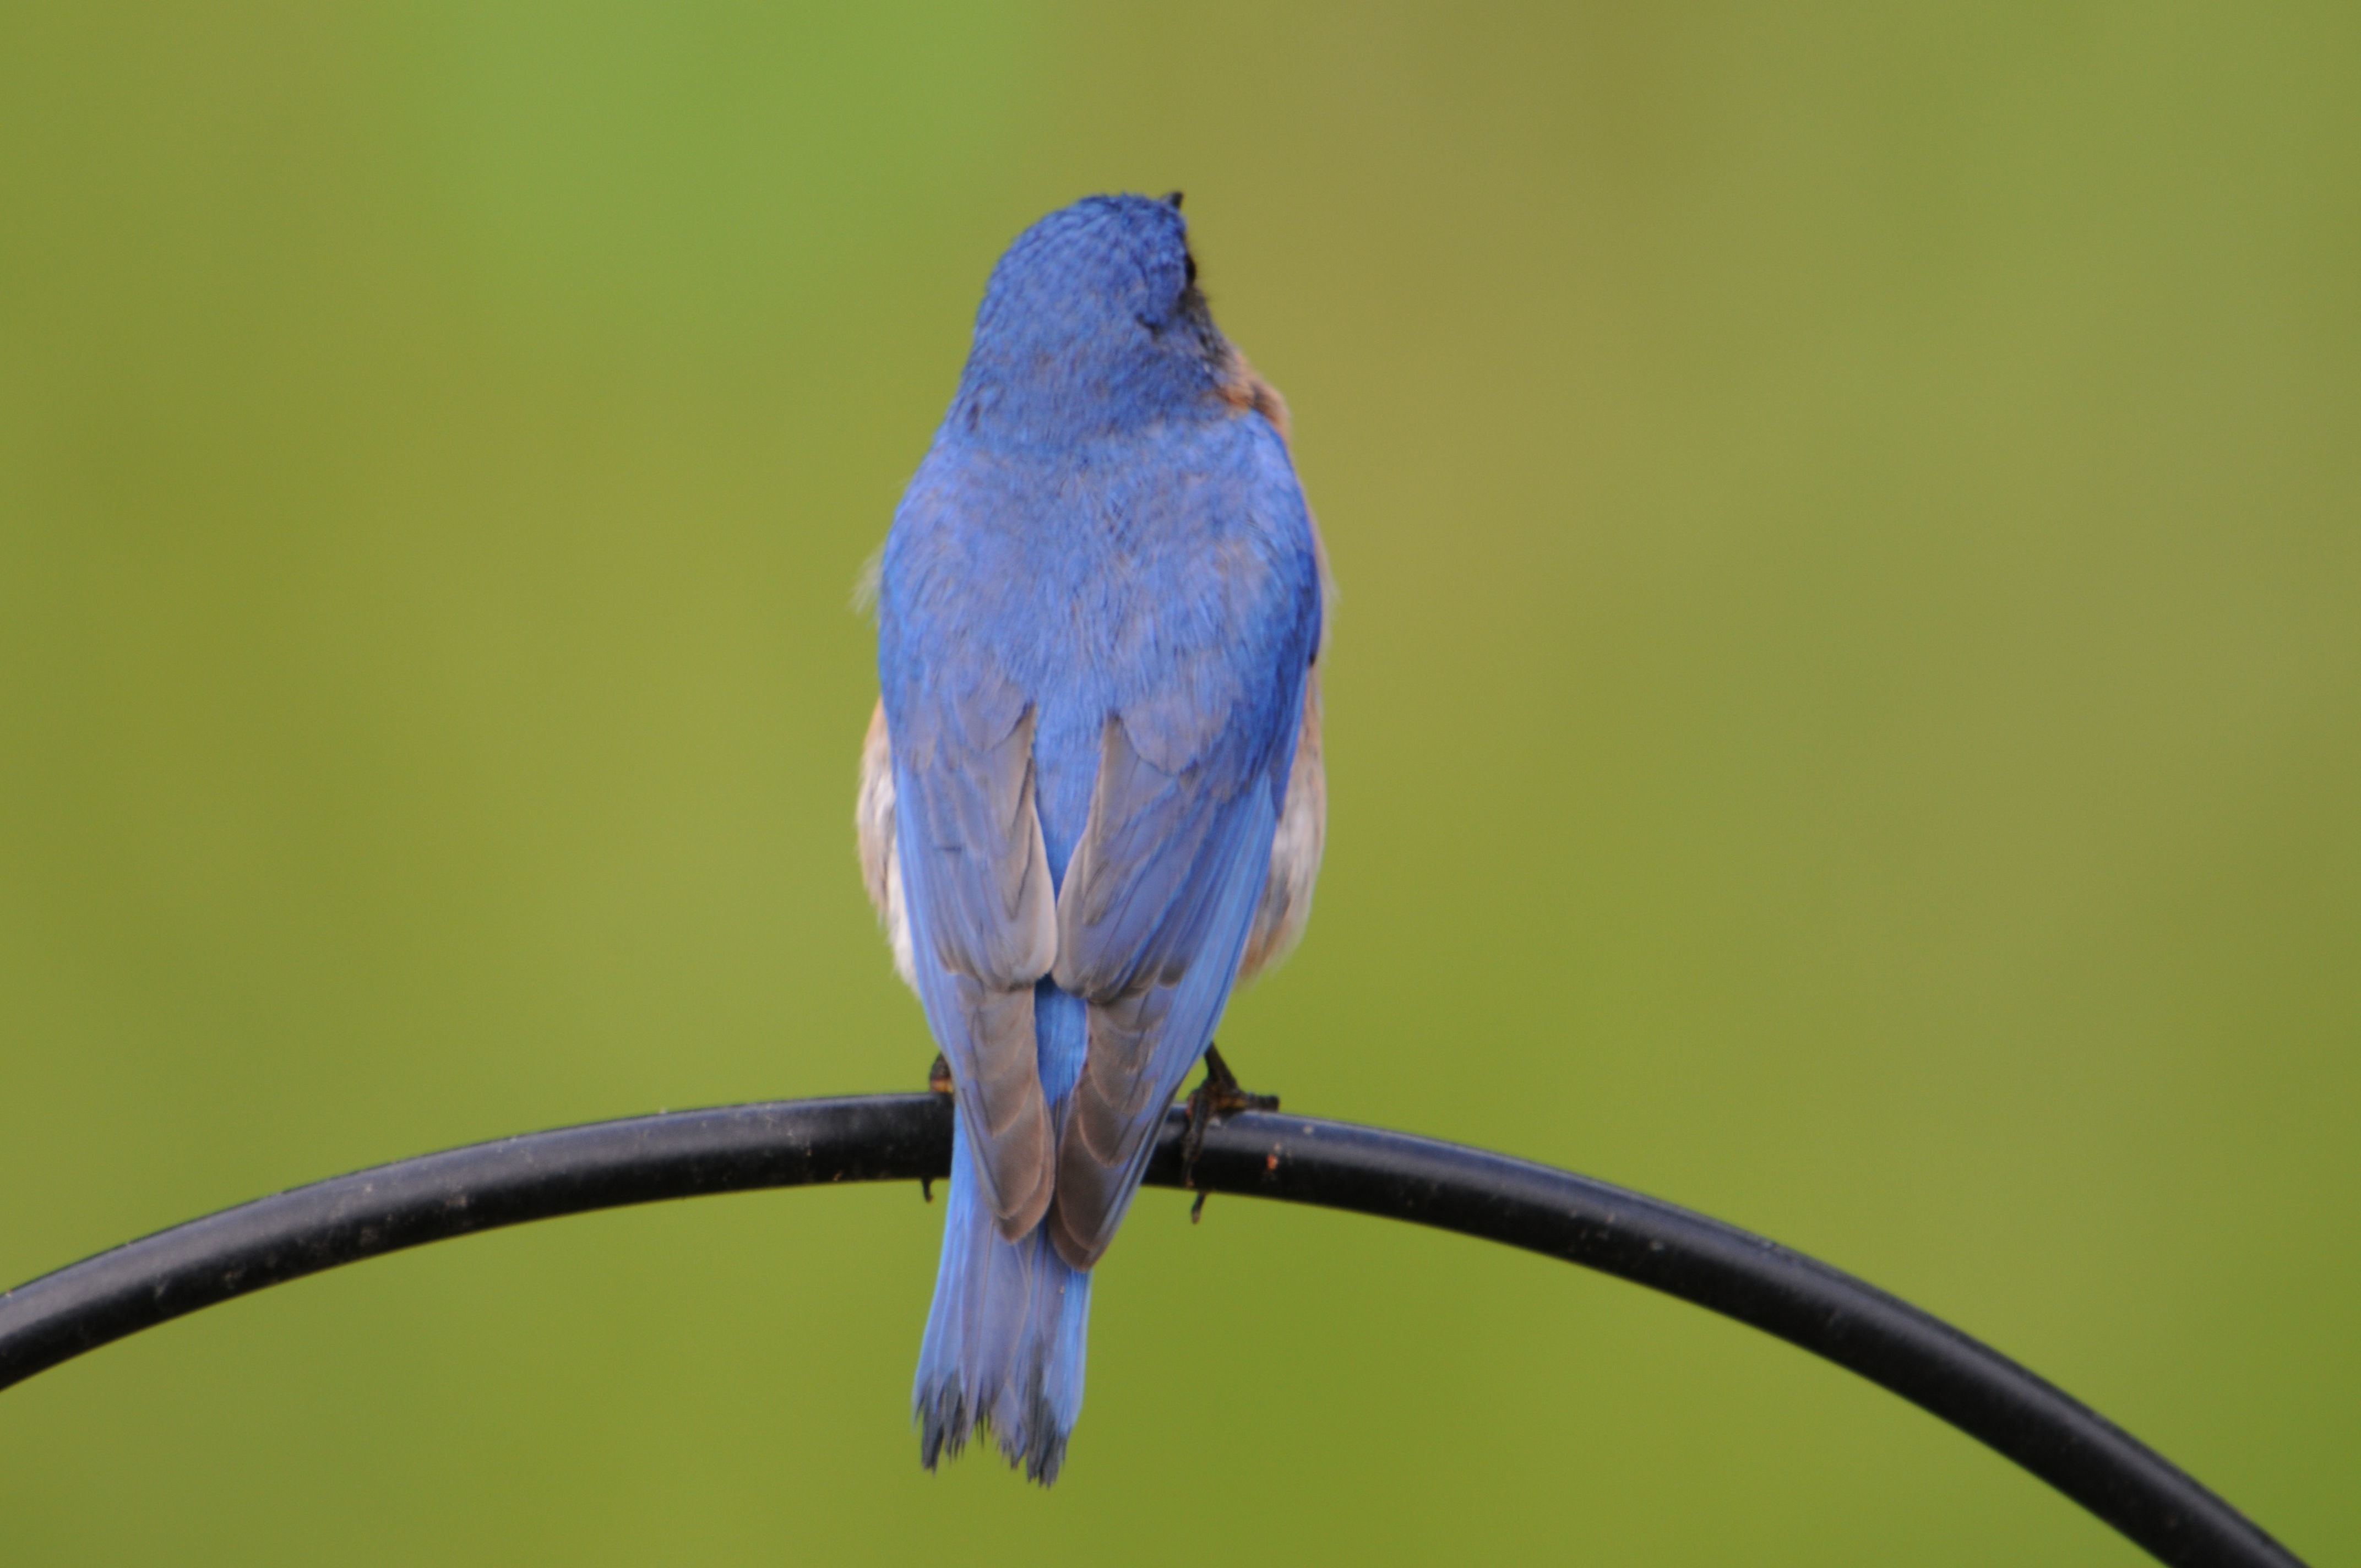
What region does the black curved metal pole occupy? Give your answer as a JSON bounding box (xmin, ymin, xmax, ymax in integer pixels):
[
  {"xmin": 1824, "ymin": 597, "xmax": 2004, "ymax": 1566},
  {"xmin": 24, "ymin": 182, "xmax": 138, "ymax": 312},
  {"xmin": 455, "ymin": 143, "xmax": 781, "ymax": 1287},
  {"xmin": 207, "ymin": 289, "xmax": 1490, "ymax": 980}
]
[{"xmin": 0, "ymin": 1095, "xmax": 2302, "ymax": 1568}]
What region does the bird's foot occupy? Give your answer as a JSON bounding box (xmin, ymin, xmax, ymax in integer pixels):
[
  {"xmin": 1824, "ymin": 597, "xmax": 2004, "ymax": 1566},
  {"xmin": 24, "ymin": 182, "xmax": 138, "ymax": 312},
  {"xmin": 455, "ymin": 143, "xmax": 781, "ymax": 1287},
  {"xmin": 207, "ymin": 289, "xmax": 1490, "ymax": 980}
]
[
  {"xmin": 922, "ymin": 1053, "xmax": 954, "ymax": 1201},
  {"xmin": 1183, "ymin": 1043, "xmax": 1278, "ymax": 1221}
]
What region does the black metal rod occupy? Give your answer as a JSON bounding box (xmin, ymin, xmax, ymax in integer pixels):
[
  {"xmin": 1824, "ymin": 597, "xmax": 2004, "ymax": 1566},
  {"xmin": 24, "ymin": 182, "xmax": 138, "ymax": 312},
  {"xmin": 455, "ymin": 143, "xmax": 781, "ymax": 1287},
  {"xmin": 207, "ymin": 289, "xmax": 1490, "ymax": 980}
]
[{"xmin": 0, "ymin": 1094, "xmax": 2302, "ymax": 1568}]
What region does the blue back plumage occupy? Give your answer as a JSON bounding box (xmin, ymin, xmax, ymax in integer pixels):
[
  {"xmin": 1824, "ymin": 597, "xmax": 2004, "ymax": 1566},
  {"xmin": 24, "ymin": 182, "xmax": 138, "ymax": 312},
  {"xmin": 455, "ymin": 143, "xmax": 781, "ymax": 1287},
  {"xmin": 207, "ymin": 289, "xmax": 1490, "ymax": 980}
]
[{"xmin": 877, "ymin": 194, "xmax": 1321, "ymax": 1482}]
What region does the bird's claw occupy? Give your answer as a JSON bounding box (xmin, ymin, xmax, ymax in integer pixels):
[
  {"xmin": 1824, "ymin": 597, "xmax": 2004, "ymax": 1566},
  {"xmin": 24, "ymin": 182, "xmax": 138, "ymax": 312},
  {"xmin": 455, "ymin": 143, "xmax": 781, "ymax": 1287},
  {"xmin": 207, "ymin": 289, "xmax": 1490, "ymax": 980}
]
[
  {"xmin": 922, "ymin": 1053, "xmax": 955, "ymax": 1202},
  {"xmin": 1182, "ymin": 1043, "xmax": 1277, "ymax": 1221}
]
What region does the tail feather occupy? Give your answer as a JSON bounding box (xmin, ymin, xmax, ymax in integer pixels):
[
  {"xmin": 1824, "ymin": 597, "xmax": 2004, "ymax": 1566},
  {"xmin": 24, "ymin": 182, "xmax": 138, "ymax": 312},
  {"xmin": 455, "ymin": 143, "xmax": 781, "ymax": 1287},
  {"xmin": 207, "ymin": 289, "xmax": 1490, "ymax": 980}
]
[
  {"xmin": 914, "ymin": 987, "xmax": 1095, "ymax": 1484},
  {"xmin": 914, "ymin": 1115, "xmax": 1092, "ymax": 1482}
]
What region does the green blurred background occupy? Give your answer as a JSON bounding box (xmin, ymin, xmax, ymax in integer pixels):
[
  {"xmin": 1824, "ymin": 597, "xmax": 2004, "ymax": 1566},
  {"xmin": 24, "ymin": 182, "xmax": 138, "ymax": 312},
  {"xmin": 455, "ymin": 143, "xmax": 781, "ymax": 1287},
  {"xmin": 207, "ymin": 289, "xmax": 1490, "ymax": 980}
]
[{"xmin": 3, "ymin": 4, "xmax": 2354, "ymax": 1562}]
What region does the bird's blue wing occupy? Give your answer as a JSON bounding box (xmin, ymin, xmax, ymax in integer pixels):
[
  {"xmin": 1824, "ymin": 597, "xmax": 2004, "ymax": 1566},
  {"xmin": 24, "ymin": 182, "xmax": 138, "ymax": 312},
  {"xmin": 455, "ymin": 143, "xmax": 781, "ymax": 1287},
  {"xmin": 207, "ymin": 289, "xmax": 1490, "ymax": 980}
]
[
  {"xmin": 1045, "ymin": 636, "xmax": 1314, "ymax": 1268},
  {"xmin": 889, "ymin": 657, "xmax": 1060, "ymax": 1239}
]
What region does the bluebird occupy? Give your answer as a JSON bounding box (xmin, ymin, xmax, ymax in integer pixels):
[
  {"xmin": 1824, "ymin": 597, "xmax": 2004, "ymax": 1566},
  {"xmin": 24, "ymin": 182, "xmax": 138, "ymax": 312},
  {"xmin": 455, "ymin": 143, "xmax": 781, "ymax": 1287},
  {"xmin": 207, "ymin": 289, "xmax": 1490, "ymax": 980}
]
[{"xmin": 856, "ymin": 193, "xmax": 1329, "ymax": 1482}]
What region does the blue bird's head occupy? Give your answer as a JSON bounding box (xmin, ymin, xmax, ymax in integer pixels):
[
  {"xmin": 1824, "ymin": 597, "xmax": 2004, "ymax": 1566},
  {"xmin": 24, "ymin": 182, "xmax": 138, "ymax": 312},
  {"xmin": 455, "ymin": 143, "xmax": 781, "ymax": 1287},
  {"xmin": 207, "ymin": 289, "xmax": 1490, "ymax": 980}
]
[{"xmin": 953, "ymin": 193, "xmax": 1233, "ymax": 444}]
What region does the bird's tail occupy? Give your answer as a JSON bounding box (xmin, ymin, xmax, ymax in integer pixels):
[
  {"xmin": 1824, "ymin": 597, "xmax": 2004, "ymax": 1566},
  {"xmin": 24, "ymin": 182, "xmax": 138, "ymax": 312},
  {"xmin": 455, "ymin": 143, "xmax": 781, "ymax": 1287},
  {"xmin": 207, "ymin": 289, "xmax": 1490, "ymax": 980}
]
[{"xmin": 913, "ymin": 992, "xmax": 1094, "ymax": 1484}]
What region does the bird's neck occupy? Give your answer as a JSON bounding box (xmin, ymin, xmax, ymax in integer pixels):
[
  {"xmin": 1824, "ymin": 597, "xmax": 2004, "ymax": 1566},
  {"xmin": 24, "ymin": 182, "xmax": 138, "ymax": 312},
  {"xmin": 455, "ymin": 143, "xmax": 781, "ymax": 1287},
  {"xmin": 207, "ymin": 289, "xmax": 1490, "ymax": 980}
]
[{"xmin": 951, "ymin": 331, "xmax": 1224, "ymax": 449}]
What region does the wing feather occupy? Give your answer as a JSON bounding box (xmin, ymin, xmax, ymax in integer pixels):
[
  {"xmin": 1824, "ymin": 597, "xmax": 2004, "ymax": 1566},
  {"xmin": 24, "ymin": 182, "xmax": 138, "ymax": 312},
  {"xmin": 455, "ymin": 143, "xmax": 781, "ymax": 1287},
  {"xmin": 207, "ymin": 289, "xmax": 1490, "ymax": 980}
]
[
  {"xmin": 1043, "ymin": 692, "xmax": 1296, "ymax": 1269},
  {"xmin": 893, "ymin": 677, "xmax": 1059, "ymax": 1238}
]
